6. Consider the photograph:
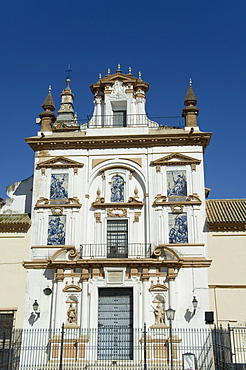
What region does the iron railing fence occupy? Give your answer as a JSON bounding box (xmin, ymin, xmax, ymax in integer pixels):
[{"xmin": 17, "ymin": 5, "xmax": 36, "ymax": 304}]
[
  {"xmin": 0, "ymin": 326, "xmax": 214, "ymax": 370},
  {"xmin": 80, "ymin": 243, "xmax": 153, "ymax": 259},
  {"xmin": 48, "ymin": 115, "xmax": 185, "ymax": 129},
  {"xmin": 212, "ymin": 326, "xmax": 246, "ymax": 370},
  {"xmin": 82, "ymin": 115, "xmax": 185, "ymax": 129}
]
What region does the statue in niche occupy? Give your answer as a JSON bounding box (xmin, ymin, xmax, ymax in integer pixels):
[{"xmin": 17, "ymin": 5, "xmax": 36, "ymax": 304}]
[
  {"xmin": 154, "ymin": 304, "xmax": 165, "ymax": 325},
  {"xmin": 67, "ymin": 303, "xmax": 77, "ymax": 324},
  {"xmin": 111, "ymin": 175, "xmax": 124, "ymax": 202}
]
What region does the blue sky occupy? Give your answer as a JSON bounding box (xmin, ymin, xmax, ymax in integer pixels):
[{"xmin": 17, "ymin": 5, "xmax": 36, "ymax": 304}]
[{"xmin": 1, "ymin": 0, "xmax": 246, "ymax": 200}]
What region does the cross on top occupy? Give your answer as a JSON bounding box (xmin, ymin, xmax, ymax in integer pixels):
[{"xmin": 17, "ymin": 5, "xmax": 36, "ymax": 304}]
[{"xmin": 66, "ymin": 64, "xmax": 72, "ymax": 78}]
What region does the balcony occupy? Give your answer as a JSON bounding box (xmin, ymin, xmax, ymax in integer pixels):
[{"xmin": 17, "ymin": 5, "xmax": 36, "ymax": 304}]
[
  {"xmin": 80, "ymin": 243, "xmax": 153, "ymax": 259},
  {"xmin": 79, "ymin": 115, "xmax": 185, "ymax": 129}
]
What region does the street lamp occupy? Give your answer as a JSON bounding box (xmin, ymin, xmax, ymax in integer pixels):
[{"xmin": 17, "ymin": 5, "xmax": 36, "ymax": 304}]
[
  {"xmin": 32, "ymin": 300, "xmax": 40, "ymax": 317},
  {"xmin": 165, "ymin": 307, "xmax": 175, "ymax": 370},
  {"xmin": 192, "ymin": 296, "xmax": 198, "ymax": 314}
]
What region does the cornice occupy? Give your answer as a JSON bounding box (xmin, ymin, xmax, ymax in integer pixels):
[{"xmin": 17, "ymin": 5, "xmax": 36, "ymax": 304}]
[
  {"xmin": 0, "ymin": 222, "xmax": 31, "ymax": 233},
  {"xmin": 207, "ymin": 223, "xmax": 246, "ymax": 231},
  {"xmin": 25, "ymin": 131, "xmax": 212, "ymax": 152},
  {"xmin": 23, "ymin": 256, "xmax": 211, "ymax": 269}
]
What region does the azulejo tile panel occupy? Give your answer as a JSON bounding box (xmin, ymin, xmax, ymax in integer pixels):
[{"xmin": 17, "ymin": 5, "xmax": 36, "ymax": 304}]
[
  {"xmin": 50, "ymin": 174, "xmax": 68, "ymax": 204},
  {"xmin": 167, "ymin": 170, "xmax": 187, "ymax": 199},
  {"xmin": 111, "ymin": 175, "xmax": 124, "ymax": 202},
  {"xmin": 48, "ymin": 215, "xmax": 66, "ymax": 245},
  {"xmin": 168, "ymin": 212, "xmax": 188, "ymax": 243}
]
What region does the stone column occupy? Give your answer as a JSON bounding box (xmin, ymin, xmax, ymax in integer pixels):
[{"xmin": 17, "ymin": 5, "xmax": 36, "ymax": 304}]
[
  {"xmin": 81, "ymin": 268, "xmax": 90, "ymax": 329},
  {"xmin": 142, "ymin": 268, "xmax": 149, "ymax": 325}
]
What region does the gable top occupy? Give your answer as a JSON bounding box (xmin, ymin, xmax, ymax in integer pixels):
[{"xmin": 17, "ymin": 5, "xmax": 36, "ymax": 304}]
[
  {"xmin": 37, "ymin": 156, "xmax": 84, "ymax": 169},
  {"xmin": 151, "ymin": 153, "xmax": 201, "ymax": 166},
  {"xmin": 90, "ymin": 69, "xmax": 149, "ymax": 95}
]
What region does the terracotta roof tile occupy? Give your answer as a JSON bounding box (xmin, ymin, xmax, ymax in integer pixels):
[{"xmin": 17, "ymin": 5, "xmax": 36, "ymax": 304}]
[
  {"xmin": 0, "ymin": 214, "xmax": 31, "ymax": 232},
  {"xmin": 206, "ymin": 199, "xmax": 246, "ymax": 230}
]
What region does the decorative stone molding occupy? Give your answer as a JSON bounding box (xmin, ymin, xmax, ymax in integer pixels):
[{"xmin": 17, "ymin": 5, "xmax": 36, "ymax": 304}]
[
  {"xmin": 107, "ymin": 208, "xmax": 127, "ymax": 217},
  {"xmin": 51, "ymin": 207, "xmax": 64, "ymax": 215},
  {"xmin": 171, "ymin": 204, "xmax": 184, "ymax": 213},
  {"xmin": 134, "ymin": 212, "xmax": 141, "ymax": 222},
  {"xmin": 50, "ymin": 246, "xmax": 79, "ymax": 262},
  {"xmin": 36, "ymin": 156, "xmax": 83, "ymax": 175},
  {"xmin": 26, "ymin": 132, "xmax": 212, "ymax": 152},
  {"xmin": 63, "ymin": 278, "xmax": 82, "ymax": 292},
  {"xmin": 153, "ymin": 245, "xmax": 180, "ymax": 261},
  {"xmin": 23, "ymin": 255, "xmax": 212, "ymax": 270},
  {"xmin": 149, "ymin": 278, "xmax": 168, "ymax": 291},
  {"xmin": 151, "ymin": 153, "xmax": 201, "ymax": 172},
  {"xmin": 35, "ymin": 196, "xmax": 82, "ymax": 208},
  {"xmin": 92, "ymin": 188, "xmax": 144, "ymax": 208},
  {"xmin": 94, "ymin": 212, "xmax": 101, "ymax": 223},
  {"xmin": 153, "ymin": 193, "xmax": 201, "ymax": 206}
]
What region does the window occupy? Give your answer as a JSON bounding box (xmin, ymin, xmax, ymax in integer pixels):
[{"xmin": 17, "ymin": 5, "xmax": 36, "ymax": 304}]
[
  {"xmin": 0, "ymin": 312, "xmax": 14, "ymax": 339},
  {"xmin": 107, "ymin": 220, "xmax": 128, "ymax": 258},
  {"xmin": 111, "ymin": 175, "xmax": 124, "ymax": 202},
  {"xmin": 113, "ymin": 111, "xmax": 126, "ymax": 127}
]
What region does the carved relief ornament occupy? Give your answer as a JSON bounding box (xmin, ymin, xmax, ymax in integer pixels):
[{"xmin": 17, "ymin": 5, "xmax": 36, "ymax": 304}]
[{"xmin": 107, "ymin": 208, "xmax": 127, "ymax": 217}]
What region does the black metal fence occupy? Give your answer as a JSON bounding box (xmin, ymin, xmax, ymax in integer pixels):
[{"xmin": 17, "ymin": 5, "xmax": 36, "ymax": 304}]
[
  {"xmin": 0, "ymin": 325, "xmax": 215, "ymax": 370},
  {"xmin": 78, "ymin": 115, "xmax": 185, "ymax": 129},
  {"xmin": 212, "ymin": 326, "xmax": 246, "ymax": 370},
  {"xmin": 80, "ymin": 243, "xmax": 152, "ymax": 259}
]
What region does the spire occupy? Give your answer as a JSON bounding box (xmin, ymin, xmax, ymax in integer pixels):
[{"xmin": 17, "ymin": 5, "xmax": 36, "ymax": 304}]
[
  {"xmin": 53, "ymin": 77, "xmax": 79, "ymax": 131},
  {"xmin": 182, "ymin": 79, "xmax": 199, "ymax": 128},
  {"xmin": 42, "ymin": 88, "xmax": 56, "ymax": 111},
  {"xmin": 39, "ymin": 87, "xmax": 56, "ymax": 132}
]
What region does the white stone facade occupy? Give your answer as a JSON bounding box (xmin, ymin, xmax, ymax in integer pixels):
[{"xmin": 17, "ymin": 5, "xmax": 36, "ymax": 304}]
[{"xmin": 23, "ymin": 69, "xmax": 211, "ymax": 331}]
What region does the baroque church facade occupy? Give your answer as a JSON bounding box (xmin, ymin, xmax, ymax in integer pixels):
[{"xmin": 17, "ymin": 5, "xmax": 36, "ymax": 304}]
[{"xmin": 22, "ymin": 66, "xmax": 213, "ymax": 335}]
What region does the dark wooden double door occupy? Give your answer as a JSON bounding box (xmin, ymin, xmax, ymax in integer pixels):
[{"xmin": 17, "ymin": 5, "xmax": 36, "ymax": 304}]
[{"xmin": 98, "ymin": 288, "xmax": 133, "ymax": 360}]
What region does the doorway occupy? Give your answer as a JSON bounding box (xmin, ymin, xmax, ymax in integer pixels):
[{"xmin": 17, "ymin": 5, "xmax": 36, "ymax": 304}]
[{"xmin": 98, "ymin": 288, "xmax": 133, "ymax": 359}]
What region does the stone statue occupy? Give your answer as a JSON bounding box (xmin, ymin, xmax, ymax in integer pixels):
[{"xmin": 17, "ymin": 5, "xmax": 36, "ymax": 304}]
[
  {"xmin": 154, "ymin": 304, "xmax": 165, "ymax": 324},
  {"xmin": 67, "ymin": 303, "xmax": 77, "ymax": 324}
]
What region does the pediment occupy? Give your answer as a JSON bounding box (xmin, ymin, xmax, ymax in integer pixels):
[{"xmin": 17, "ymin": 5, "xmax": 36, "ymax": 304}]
[
  {"xmin": 90, "ymin": 72, "xmax": 149, "ymax": 94},
  {"xmin": 151, "ymin": 153, "xmax": 201, "ymax": 167},
  {"xmin": 37, "ymin": 156, "xmax": 84, "ymax": 174},
  {"xmin": 101, "ymin": 73, "xmax": 138, "ymax": 85}
]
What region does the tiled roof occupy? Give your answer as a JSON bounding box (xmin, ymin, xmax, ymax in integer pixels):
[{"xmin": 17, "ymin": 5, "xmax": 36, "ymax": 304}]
[
  {"xmin": 0, "ymin": 214, "xmax": 31, "ymax": 232},
  {"xmin": 206, "ymin": 199, "xmax": 246, "ymax": 230}
]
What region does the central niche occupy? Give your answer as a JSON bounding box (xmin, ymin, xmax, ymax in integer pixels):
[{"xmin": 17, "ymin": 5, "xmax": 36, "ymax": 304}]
[{"xmin": 110, "ymin": 175, "xmax": 124, "ymax": 202}]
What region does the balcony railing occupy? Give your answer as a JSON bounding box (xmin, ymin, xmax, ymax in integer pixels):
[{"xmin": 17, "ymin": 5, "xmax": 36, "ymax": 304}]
[
  {"xmin": 80, "ymin": 243, "xmax": 153, "ymax": 259},
  {"xmin": 78, "ymin": 115, "xmax": 185, "ymax": 129}
]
